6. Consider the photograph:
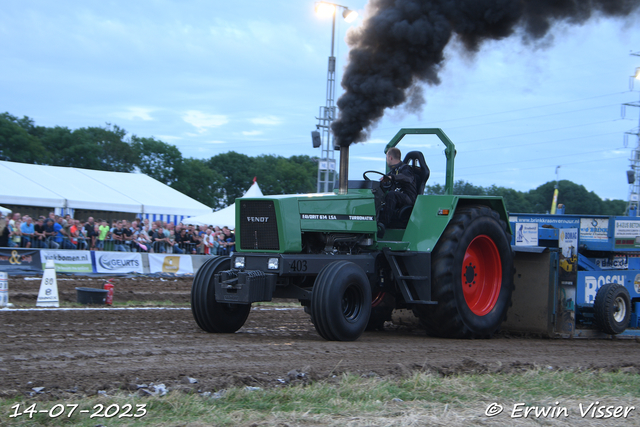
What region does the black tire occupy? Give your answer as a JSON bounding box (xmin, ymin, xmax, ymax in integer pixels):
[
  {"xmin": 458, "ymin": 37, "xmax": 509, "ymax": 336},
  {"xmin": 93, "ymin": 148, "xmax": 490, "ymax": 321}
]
[
  {"xmin": 415, "ymin": 205, "xmax": 514, "ymax": 338},
  {"xmin": 311, "ymin": 261, "xmax": 372, "ymax": 341},
  {"xmin": 594, "ymin": 283, "xmax": 631, "ymax": 335},
  {"xmin": 191, "ymin": 257, "xmax": 251, "ymax": 333}
]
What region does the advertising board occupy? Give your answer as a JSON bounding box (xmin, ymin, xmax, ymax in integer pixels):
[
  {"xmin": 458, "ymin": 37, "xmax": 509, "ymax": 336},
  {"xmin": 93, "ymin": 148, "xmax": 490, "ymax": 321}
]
[
  {"xmin": 40, "ymin": 250, "xmax": 92, "ymax": 273},
  {"xmin": 578, "ymin": 271, "xmax": 639, "ymax": 305},
  {"xmin": 148, "ymin": 254, "xmax": 194, "ymax": 275},
  {"xmin": 614, "ymin": 219, "xmax": 640, "ymax": 239},
  {"xmin": 515, "ymin": 222, "xmax": 538, "ymax": 246},
  {"xmin": 0, "ymin": 248, "xmax": 42, "ymax": 272},
  {"xmin": 579, "ymin": 218, "xmax": 609, "ymax": 242},
  {"xmin": 94, "ymin": 252, "xmax": 144, "ymax": 274}
]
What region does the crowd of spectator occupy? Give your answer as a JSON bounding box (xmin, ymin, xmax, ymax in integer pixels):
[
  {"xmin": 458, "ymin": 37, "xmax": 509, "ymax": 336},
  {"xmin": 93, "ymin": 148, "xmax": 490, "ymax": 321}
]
[{"xmin": 0, "ymin": 211, "xmax": 235, "ymax": 255}]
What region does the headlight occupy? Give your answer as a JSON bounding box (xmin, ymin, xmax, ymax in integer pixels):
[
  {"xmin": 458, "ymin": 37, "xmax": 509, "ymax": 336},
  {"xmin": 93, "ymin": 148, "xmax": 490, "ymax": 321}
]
[
  {"xmin": 234, "ymin": 257, "xmax": 245, "ymax": 269},
  {"xmin": 268, "ymin": 258, "xmax": 279, "ymax": 270}
]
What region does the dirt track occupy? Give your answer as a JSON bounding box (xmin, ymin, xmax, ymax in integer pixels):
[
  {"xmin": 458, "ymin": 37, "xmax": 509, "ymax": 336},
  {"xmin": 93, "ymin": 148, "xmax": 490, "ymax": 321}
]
[{"xmin": 1, "ymin": 275, "xmax": 640, "ymax": 398}]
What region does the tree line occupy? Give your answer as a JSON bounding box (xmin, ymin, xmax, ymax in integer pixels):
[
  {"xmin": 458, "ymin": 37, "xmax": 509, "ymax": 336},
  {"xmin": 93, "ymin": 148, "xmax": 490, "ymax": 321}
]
[
  {"xmin": 0, "ymin": 113, "xmax": 317, "ymax": 208},
  {"xmin": 425, "ymin": 180, "xmax": 626, "ymax": 216},
  {"xmin": 0, "ymin": 112, "xmax": 627, "ymax": 215}
]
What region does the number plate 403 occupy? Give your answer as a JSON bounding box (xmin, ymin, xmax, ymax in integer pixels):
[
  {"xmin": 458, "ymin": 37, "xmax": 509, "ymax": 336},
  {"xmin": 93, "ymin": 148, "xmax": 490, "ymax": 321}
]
[{"xmin": 289, "ymin": 260, "xmax": 308, "ymax": 272}]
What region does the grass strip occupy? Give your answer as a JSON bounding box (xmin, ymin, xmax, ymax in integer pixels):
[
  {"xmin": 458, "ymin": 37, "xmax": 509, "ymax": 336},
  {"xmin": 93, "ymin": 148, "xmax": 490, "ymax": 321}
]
[{"xmin": 1, "ymin": 369, "xmax": 638, "ymax": 426}]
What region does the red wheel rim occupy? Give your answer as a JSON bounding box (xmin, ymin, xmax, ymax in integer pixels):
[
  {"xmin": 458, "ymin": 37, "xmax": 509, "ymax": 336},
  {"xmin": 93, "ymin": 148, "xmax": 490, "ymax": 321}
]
[
  {"xmin": 461, "ymin": 235, "xmax": 502, "ymax": 316},
  {"xmin": 371, "ymin": 291, "xmax": 385, "ymax": 308}
]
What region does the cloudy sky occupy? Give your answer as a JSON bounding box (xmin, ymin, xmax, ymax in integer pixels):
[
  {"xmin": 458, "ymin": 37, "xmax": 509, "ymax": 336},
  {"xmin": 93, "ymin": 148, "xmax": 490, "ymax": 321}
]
[{"xmin": 2, "ymin": 1, "xmax": 640, "ymax": 203}]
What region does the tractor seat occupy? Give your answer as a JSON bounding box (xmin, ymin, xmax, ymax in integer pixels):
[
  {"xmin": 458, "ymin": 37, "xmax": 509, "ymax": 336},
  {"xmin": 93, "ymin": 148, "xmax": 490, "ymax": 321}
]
[
  {"xmin": 403, "ymin": 151, "xmax": 430, "ymax": 195},
  {"xmin": 391, "ymin": 151, "xmax": 430, "ymax": 227}
]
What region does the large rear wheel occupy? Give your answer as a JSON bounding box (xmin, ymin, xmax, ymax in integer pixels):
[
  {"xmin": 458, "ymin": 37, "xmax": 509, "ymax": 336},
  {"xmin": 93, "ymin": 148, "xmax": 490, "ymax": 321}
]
[
  {"xmin": 415, "ymin": 205, "xmax": 514, "ymax": 338},
  {"xmin": 311, "ymin": 261, "xmax": 372, "ymax": 341},
  {"xmin": 191, "ymin": 257, "xmax": 251, "ymax": 333}
]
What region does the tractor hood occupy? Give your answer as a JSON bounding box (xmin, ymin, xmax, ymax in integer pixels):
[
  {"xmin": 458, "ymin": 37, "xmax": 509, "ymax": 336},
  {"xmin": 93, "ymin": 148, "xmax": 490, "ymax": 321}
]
[{"xmin": 236, "ymin": 188, "xmax": 377, "ymax": 253}]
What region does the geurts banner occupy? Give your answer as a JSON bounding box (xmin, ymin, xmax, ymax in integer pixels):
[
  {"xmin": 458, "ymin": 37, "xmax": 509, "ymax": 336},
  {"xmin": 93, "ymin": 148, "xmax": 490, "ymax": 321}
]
[{"xmin": 94, "ymin": 252, "xmax": 144, "ymax": 274}]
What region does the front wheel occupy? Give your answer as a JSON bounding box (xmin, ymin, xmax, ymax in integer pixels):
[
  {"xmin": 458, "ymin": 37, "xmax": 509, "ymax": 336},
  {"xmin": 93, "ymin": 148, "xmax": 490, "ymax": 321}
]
[
  {"xmin": 415, "ymin": 205, "xmax": 514, "ymax": 338},
  {"xmin": 191, "ymin": 257, "xmax": 251, "ymax": 333},
  {"xmin": 594, "ymin": 283, "xmax": 630, "ymax": 335},
  {"xmin": 311, "ymin": 261, "xmax": 372, "ymax": 341}
]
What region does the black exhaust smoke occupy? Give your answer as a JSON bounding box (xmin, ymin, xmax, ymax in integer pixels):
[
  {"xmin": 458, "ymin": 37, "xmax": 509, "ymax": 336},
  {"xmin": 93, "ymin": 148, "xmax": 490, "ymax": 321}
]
[{"xmin": 331, "ymin": 0, "xmax": 640, "ymax": 148}]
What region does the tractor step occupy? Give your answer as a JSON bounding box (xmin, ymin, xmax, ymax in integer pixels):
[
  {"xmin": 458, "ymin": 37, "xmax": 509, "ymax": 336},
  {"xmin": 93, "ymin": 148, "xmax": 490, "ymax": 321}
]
[{"xmin": 383, "ymin": 248, "xmax": 435, "ymax": 305}]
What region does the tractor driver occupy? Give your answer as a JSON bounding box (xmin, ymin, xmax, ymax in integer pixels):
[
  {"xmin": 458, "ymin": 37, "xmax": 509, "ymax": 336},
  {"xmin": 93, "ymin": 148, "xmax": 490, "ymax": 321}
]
[{"xmin": 378, "ymin": 147, "xmax": 417, "ymax": 233}]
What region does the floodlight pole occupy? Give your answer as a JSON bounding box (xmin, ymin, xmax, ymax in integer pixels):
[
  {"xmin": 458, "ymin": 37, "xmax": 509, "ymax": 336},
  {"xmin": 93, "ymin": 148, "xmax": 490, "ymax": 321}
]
[
  {"xmin": 315, "ymin": 3, "xmax": 355, "ymax": 193},
  {"xmin": 626, "ymin": 52, "xmax": 640, "ymax": 216}
]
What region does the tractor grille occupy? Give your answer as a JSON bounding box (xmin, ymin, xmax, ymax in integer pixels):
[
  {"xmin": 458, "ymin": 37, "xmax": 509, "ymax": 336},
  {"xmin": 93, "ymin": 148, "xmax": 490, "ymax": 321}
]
[{"xmin": 239, "ymin": 200, "xmax": 280, "ymax": 251}]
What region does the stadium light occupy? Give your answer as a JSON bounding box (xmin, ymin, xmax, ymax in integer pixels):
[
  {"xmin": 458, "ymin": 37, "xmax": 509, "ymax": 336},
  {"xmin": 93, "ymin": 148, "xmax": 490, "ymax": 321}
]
[
  {"xmin": 313, "ymin": 2, "xmax": 358, "ymax": 193},
  {"xmin": 342, "ymin": 8, "xmax": 358, "ymax": 22},
  {"xmin": 315, "ymin": 2, "xmax": 336, "ymax": 18}
]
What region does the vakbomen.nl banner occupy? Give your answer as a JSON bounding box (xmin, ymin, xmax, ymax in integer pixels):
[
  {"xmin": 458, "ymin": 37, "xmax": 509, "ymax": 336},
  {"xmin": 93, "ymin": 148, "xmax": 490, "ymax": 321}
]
[{"xmin": 40, "ymin": 250, "xmax": 92, "ymax": 273}]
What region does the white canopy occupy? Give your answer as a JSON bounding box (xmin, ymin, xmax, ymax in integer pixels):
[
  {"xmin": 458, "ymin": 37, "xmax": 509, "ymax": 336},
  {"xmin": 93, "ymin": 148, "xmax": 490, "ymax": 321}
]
[
  {"xmin": 0, "ymin": 205, "xmax": 11, "ymax": 215},
  {"xmin": 185, "ymin": 181, "xmax": 264, "ymax": 228},
  {"xmin": 0, "ymin": 161, "xmax": 211, "ymax": 217}
]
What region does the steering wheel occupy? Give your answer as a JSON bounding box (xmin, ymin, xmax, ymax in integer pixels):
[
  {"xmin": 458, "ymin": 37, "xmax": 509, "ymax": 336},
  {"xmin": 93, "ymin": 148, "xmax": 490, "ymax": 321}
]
[{"xmin": 363, "ymin": 170, "xmax": 394, "ymax": 191}]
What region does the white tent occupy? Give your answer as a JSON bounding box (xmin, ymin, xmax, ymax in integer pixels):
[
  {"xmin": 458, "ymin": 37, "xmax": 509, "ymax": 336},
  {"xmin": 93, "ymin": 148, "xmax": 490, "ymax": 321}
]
[
  {"xmin": 184, "ymin": 181, "xmax": 264, "ymax": 228},
  {"xmin": 0, "ymin": 205, "xmax": 11, "ymax": 215},
  {"xmin": 0, "ymin": 161, "xmax": 211, "ymax": 221}
]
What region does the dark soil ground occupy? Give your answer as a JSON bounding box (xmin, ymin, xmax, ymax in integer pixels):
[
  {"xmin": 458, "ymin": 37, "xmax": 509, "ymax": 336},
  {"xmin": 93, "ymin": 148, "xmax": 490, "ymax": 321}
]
[{"xmin": 1, "ymin": 275, "xmax": 639, "ymax": 399}]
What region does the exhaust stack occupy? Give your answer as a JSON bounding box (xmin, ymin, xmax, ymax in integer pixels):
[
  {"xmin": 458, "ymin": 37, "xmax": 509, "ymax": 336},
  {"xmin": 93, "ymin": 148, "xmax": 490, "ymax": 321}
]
[{"xmin": 338, "ymin": 145, "xmax": 349, "ymax": 195}]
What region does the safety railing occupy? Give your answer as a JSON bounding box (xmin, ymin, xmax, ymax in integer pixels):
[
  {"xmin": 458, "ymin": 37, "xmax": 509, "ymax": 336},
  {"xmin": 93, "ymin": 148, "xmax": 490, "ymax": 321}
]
[{"xmin": 2, "ymin": 236, "xmax": 220, "ymax": 255}]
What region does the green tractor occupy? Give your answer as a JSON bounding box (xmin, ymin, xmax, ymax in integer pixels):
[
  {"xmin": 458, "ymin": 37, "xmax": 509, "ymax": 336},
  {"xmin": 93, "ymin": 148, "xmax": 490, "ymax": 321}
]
[{"xmin": 191, "ymin": 128, "xmax": 514, "ymax": 341}]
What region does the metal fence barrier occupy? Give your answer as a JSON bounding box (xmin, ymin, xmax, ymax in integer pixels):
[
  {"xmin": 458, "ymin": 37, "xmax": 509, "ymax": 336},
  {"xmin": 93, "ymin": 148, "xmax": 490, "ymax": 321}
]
[{"xmin": 4, "ymin": 237, "xmax": 217, "ymax": 255}]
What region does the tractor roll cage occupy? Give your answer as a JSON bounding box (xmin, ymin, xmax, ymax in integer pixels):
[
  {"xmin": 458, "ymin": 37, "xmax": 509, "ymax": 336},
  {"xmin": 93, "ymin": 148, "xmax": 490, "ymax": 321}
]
[{"xmin": 384, "ymin": 128, "xmax": 456, "ymax": 196}]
